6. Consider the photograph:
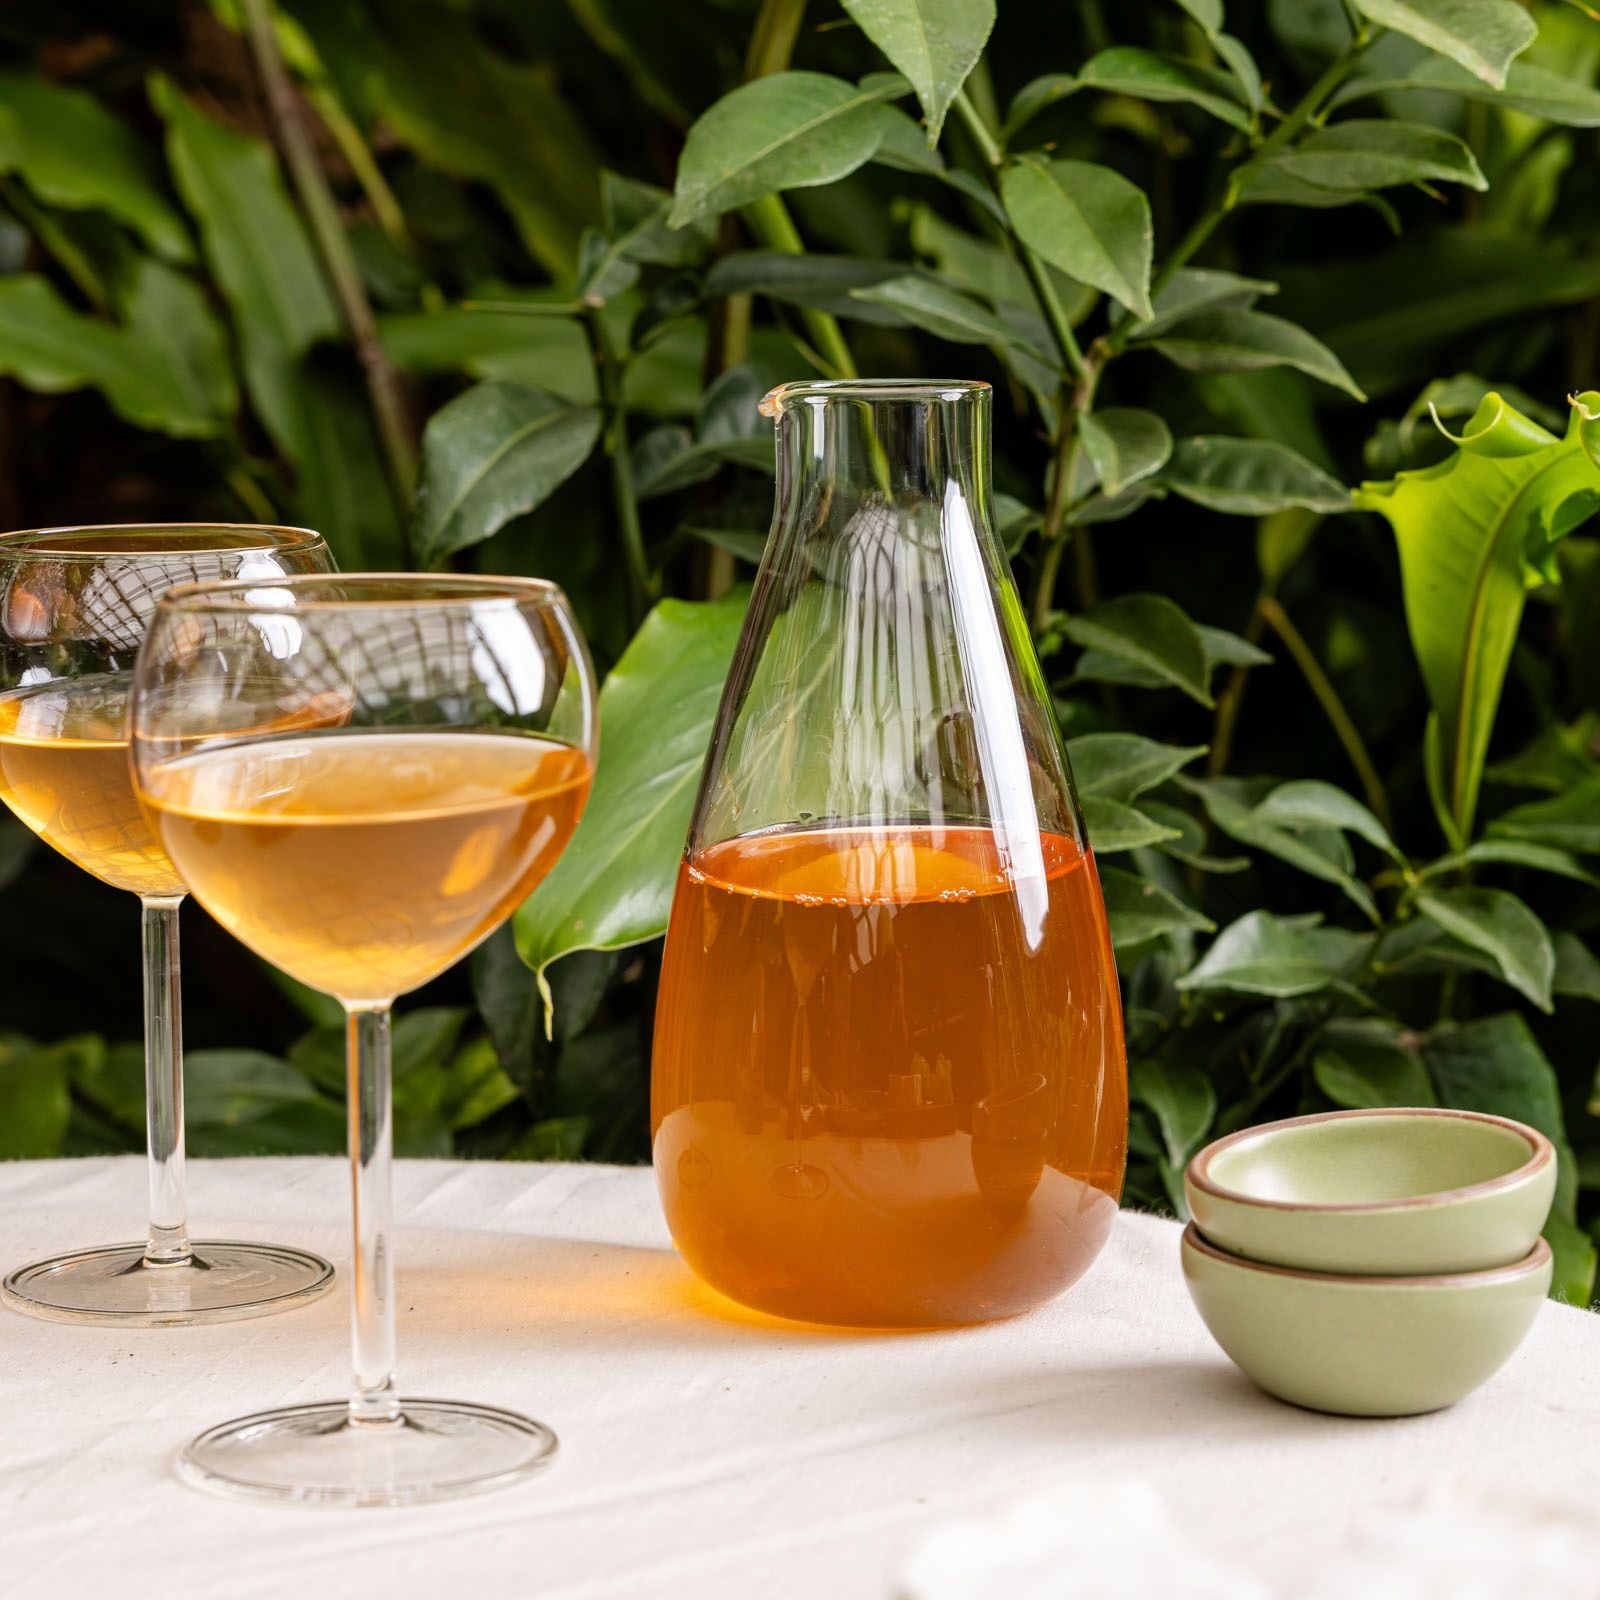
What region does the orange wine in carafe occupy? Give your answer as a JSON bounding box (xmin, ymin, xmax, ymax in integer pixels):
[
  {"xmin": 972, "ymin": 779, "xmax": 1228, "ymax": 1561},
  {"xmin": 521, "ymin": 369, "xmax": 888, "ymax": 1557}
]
[{"xmin": 652, "ymin": 823, "xmax": 1127, "ymax": 1326}]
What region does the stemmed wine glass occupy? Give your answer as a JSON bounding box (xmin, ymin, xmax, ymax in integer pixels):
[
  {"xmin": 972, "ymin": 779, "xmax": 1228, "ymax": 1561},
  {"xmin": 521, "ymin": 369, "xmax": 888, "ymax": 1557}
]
[
  {"xmin": 0, "ymin": 525, "xmax": 337, "ymax": 1325},
  {"xmin": 130, "ymin": 573, "xmax": 597, "ymax": 1506}
]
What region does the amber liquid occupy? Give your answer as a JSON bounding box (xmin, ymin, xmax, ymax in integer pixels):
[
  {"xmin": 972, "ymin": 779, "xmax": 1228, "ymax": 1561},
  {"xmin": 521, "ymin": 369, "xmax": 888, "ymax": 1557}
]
[
  {"xmin": 653, "ymin": 824, "xmax": 1128, "ymax": 1326},
  {"xmin": 0, "ymin": 676, "xmax": 186, "ymax": 895},
  {"xmin": 141, "ymin": 731, "xmax": 591, "ymax": 1001}
]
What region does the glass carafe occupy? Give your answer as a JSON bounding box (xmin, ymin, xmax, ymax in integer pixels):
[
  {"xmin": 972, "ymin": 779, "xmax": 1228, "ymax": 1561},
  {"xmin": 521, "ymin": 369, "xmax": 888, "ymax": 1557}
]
[{"xmin": 652, "ymin": 379, "xmax": 1127, "ymax": 1327}]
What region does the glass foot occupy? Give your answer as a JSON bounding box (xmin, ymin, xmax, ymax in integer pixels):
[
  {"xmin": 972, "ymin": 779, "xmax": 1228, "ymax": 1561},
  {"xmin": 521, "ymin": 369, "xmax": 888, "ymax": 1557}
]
[
  {"xmin": 1, "ymin": 1240, "xmax": 335, "ymax": 1327},
  {"xmin": 178, "ymin": 1399, "xmax": 559, "ymax": 1507}
]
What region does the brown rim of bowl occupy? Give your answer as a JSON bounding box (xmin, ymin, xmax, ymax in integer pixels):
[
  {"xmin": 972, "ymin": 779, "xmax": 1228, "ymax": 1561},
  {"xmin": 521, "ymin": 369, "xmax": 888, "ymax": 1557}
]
[
  {"xmin": 1185, "ymin": 1106, "xmax": 1554, "ymax": 1215},
  {"xmin": 1181, "ymin": 1223, "xmax": 1553, "ymax": 1288}
]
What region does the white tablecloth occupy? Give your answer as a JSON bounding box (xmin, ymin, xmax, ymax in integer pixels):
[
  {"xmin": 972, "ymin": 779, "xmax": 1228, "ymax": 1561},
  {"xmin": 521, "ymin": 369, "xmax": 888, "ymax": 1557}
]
[{"xmin": 2, "ymin": 1157, "xmax": 1597, "ymax": 1598}]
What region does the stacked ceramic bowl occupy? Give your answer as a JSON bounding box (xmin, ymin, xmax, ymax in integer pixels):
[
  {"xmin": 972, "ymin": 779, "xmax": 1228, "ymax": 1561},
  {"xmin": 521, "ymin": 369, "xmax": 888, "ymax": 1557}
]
[{"xmin": 1180, "ymin": 1108, "xmax": 1557, "ymax": 1416}]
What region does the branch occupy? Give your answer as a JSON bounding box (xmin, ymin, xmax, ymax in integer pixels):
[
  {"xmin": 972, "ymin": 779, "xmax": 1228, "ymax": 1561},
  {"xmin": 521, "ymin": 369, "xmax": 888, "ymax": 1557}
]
[{"xmin": 240, "ymin": 0, "xmax": 417, "ymax": 527}]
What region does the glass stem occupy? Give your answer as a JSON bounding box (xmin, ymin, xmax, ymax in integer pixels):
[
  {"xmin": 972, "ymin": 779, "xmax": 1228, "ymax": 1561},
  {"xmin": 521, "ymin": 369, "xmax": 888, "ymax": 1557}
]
[
  {"xmin": 346, "ymin": 1001, "xmax": 402, "ymax": 1428},
  {"xmin": 140, "ymin": 895, "xmax": 191, "ymax": 1268}
]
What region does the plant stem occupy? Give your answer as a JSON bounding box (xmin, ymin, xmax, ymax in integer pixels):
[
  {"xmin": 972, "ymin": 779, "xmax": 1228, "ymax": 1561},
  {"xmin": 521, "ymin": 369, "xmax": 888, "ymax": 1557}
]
[
  {"xmin": 1259, "ymin": 595, "xmax": 1394, "ymax": 833},
  {"xmin": 584, "ymin": 305, "xmax": 652, "ymax": 622},
  {"xmin": 1207, "ymin": 595, "xmax": 1270, "ymax": 778},
  {"xmin": 1030, "ymin": 416, "xmax": 1081, "ymax": 632},
  {"xmin": 746, "ymin": 0, "xmax": 809, "ymax": 78},
  {"xmin": 0, "ymin": 177, "xmax": 109, "ymax": 312},
  {"xmin": 240, "ymin": 0, "xmax": 416, "ymax": 524},
  {"xmin": 741, "ymin": 193, "xmax": 858, "ymax": 377}
]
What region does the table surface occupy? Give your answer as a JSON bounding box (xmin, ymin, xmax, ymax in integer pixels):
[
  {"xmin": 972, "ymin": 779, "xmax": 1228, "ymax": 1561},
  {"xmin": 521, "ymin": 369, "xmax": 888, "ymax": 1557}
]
[{"xmin": 2, "ymin": 1156, "xmax": 1597, "ymax": 1598}]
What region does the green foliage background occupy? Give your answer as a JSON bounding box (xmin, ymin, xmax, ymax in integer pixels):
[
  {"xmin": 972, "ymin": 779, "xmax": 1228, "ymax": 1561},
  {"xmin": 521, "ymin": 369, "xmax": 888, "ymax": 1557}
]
[{"xmin": 2, "ymin": 0, "xmax": 1599, "ymax": 1294}]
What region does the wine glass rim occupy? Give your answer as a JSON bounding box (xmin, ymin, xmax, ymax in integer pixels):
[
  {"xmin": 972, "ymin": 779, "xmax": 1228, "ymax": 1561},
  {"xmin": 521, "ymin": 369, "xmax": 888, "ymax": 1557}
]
[
  {"xmin": 759, "ymin": 379, "xmax": 991, "ymax": 416},
  {"xmin": 0, "ymin": 522, "xmax": 329, "ymax": 561},
  {"xmin": 153, "ymin": 571, "xmax": 571, "ymax": 613}
]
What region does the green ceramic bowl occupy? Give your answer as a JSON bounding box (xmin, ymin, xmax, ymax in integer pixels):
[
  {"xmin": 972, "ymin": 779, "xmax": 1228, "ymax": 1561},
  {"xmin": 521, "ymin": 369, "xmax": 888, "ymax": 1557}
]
[
  {"xmin": 1185, "ymin": 1108, "xmax": 1555, "ymax": 1275},
  {"xmin": 1181, "ymin": 1224, "xmax": 1551, "ymax": 1416}
]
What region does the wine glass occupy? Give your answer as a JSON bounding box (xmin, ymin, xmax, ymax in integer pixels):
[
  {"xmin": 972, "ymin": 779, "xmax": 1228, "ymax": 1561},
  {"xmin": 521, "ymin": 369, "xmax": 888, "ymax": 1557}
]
[
  {"xmin": 0, "ymin": 524, "xmax": 338, "ymax": 1325},
  {"xmin": 130, "ymin": 573, "xmax": 597, "ymax": 1506}
]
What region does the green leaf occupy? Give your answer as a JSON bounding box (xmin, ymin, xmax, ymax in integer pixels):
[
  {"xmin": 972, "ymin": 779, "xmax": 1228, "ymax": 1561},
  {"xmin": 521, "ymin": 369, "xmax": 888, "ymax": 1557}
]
[
  {"xmin": 1078, "ymin": 408, "xmax": 1173, "ymax": 496},
  {"xmin": 1065, "ymin": 733, "xmax": 1206, "ymax": 801},
  {"xmin": 1062, "ymin": 593, "xmax": 1212, "ymax": 705},
  {"xmin": 1187, "ymin": 777, "xmax": 1378, "ymax": 921},
  {"xmin": 1164, "ymin": 436, "xmax": 1352, "ymax": 515},
  {"xmin": 1141, "ymin": 309, "xmax": 1364, "ymax": 400},
  {"xmin": 851, "ymin": 274, "xmax": 1042, "ymax": 352},
  {"xmin": 1416, "ymin": 887, "xmax": 1555, "ymax": 1012},
  {"xmin": 1448, "ymin": 837, "xmax": 1600, "ymax": 888},
  {"xmin": 0, "ymin": 70, "xmax": 192, "ymax": 261},
  {"xmin": 1257, "ymin": 508, "xmax": 1321, "ymax": 587},
  {"xmin": 1198, "ymin": 625, "xmax": 1271, "ymax": 667},
  {"xmin": 1082, "ymin": 794, "xmax": 1184, "ymax": 854},
  {"xmin": 1342, "ymin": 57, "xmax": 1600, "ymax": 126},
  {"xmin": 0, "ymin": 273, "xmax": 224, "ymax": 438},
  {"xmin": 704, "ymin": 251, "xmax": 910, "ymax": 324},
  {"xmin": 1274, "ymin": 121, "xmax": 1486, "ymax": 194},
  {"xmin": 1140, "ymin": 799, "xmax": 1250, "ymax": 874},
  {"xmin": 1314, "ymin": 1020, "xmax": 1436, "ymax": 1110},
  {"xmin": 183, "ymin": 1048, "xmax": 321, "ymax": 1127},
  {"xmin": 1348, "ymin": 0, "xmax": 1537, "ymax": 89},
  {"xmin": 1554, "ymin": 932, "xmax": 1600, "ymax": 1004},
  {"xmin": 515, "ymin": 594, "xmax": 747, "ymax": 1000},
  {"xmin": 1003, "ymin": 74, "xmax": 1079, "ymax": 141},
  {"xmin": 1000, "ymin": 155, "xmax": 1153, "ymax": 320},
  {"xmin": 1099, "ymin": 866, "xmax": 1215, "ymax": 948},
  {"xmin": 1542, "ymin": 1211, "xmax": 1595, "ymax": 1308},
  {"xmin": 840, "ymin": 0, "xmax": 995, "ymax": 143},
  {"xmin": 1489, "ymin": 780, "xmax": 1600, "ymax": 855},
  {"xmin": 600, "ymin": 171, "xmax": 715, "ymax": 268},
  {"xmin": 1353, "ymin": 393, "xmax": 1600, "ymax": 845},
  {"xmin": 1075, "ymin": 47, "xmax": 1251, "ymax": 131},
  {"xmin": 1178, "ymin": 910, "xmax": 1348, "ymax": 997},
  {"xmin": 361, "ymin": 4, "xmax": 600, "ymax": 274},
  {"xmin": 0, "ymin": 1034, "xmax": 71, "ymax": 1158},
  {"xmin": 1133, "ymin": 267, "xmax": 1278, "ymax": 338},
  {"xmin": 1131, "ymin": 1060, "xmax": 1216, "ymax": 1168},
  {"xmin": 413, "ymin": 382, "xmax": 601, "ymax": 567},
  {"xmin": 1250, "ymin": 778, "xmax": 1402, "ymax": 862},
  {"xmin": 669, "ymin": 71, "xmax": 905, "ymax": 227}
]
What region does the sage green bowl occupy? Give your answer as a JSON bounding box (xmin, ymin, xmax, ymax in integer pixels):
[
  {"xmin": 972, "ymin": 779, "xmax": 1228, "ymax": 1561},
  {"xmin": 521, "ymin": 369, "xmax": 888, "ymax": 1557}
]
[
  {"xmin": 1181, "ymin": 1224, "xmax": 1551, "ymax": 1416},
  {"xmin": 1185, "ymin": 1108, "xmax": 1555, "ymax": 1275}
]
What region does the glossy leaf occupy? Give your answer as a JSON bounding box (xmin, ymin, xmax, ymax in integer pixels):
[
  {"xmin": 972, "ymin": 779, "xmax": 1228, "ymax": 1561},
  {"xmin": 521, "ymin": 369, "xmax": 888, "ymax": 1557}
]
[
  {"xmin": 669, "ymin": 72, "xmax": 905, "ymax": 227},
  {"xmin": 1341, "ymin": 57, "xmax": 1600, "ymax": 126},
  {"xmin": 1353, "ymin": 392, "xmax": 1600, "ymax": 845},
  {"xmin": 413, "ymin": 382, "xmax": 602, "ymax": 566},
  {"xmin": 851, "ymin": 274, "xmax": 1041, "ymax": 352},
  {"xmin": 1062, "ymin": 593, "xmax": 1212, "ymax": 705},
  {"xmin": 515, "ymin": 594, "xmax": 748, "ymax": 1005},
  {"xmin": 1075, "ymin": 47, "xmax": 1251, "ymax": 131},
  {"xmin": 1003, "ymin": 74, "xmax": 1078, "ymax": 140},
  {"xmin": 705, "ymin": 251, "xmax": 910, "ymax": 324},
  {"xmin": 1249, "ymin": 779, "xmax": 1402, "ymax": 862},
  {"xmin": 1133, "ymin": 267, "xmax": 1278, "ymax": 338},
  {"xmin": 1081, "ymin": 794, "xmax": 1184, "ymax": 854},
  {"xmin": 1555, "ymin": 933, "xmax": 1600, "ymax": 1004},
  {"xmin": 1489, "ymin": 780, "xmax": 1600, "ymax": 855},
  {"xmin": 1001, "ymin": 155, "xmax": 1153, "ymax": 319},
  {"xmin": 1078, "ymin": 408, "xmax": 1173, "ymax": 496},
  {"xmin": 1065, "ymin": 733, "xmax": 1206, "ymax": 801},
  {"xmin": 1100, "ymin": 867, "xmax": 1215, "ymax": 949},
  {"xmin": 600, "ymin": 171, "xmax": 715, "ymax": 268},
  {"xmin": 840, "ymin": 0, "xmax": 994, "ymax": 143},
  {"xmin": 1416, "ymin": 886, "xmax": 1555, "ymax": 1012},
  {"xmin": 1164, "ymin": 436, "xmax": 1351, "ymax": 515},
  {"xmin": 1349, "ymin": 0, "xmax": 1535, "ymax": 90},
  {"xmin": 0, "ymin": 273, "xmax": 224, "ymax": 439},
  {"xmin": 1177, "ymin": 910, "xmax": 1347, "ymax": 997},
  {"xmin": 1141, "ymin": 308, "xmax": 1364, "ymax": 400},
  {"xmin": 0, "ymin": 70, "xmax": 191, "ymax": 260},
  {"xmin": 1131, "ymin": 1060, "xmax": 1216, "ymax": 1168},
  {"xmin": 1275, "ymin": 121, "xmax": 1486, "ymax": 194},
  {"xmin": 0, "ymin": 1034, "xmax": 71, "ymax": 1158},
  {"xmin": 1448, "ymin": 838, "xmax": 1600, "ymax": 888},
  {"xmin": 1314, "ymin": 1020, "xmax": 1436, "ymax": 1110}
]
